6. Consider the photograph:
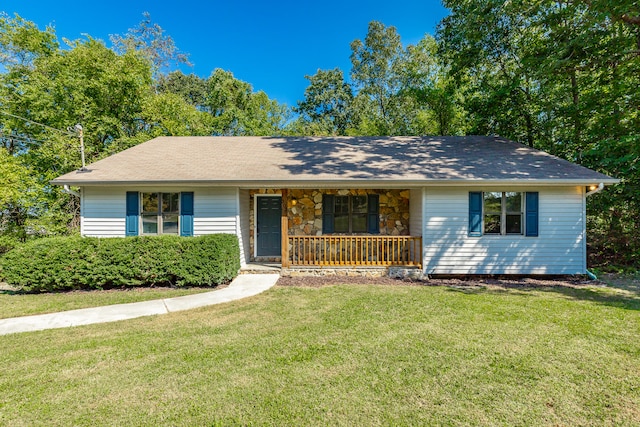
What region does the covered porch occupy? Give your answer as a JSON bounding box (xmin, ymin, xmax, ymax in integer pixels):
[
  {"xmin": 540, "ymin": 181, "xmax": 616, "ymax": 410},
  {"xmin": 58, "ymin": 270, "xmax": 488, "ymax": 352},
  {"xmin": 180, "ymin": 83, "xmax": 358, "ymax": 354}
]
[{"xmin": 247, "ymin": 188, "xmax": 423, "ymax": 269}]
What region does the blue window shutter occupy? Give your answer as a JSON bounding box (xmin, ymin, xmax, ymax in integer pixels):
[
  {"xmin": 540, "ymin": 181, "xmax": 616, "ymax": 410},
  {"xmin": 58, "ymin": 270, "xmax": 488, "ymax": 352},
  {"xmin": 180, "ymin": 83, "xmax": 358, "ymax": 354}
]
[
  {"xmin": 180, "ymin": 192, "xmax": 194, "ymax": 236},
  {"xmin": 469, "ymin": 192, "xmax": 482, "ymax": 237},
  {"xmin": 525, "ymin": 192, "xmax": 539, "ymax": 237},
  {"xmin": 367, "ymin": 194, "xmax": 380, "ymax": 234},
  {"xmin": 322, "ymin": 194, "xmax": 335, "ymax": 234},
  {"xmin": 125, "ymin": 192, "xmax": 139, "ymax": 236}
]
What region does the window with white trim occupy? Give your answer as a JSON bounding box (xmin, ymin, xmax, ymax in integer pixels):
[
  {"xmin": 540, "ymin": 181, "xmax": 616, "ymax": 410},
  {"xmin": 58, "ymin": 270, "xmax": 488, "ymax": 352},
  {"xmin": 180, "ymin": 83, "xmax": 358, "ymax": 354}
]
[
  {"xmin": 141, "ymin": 193, "xmax": 179, "ymax": 235},
  {"xmin": 483, "ymin": 191, "xmax": 523, "ymax": 235}
]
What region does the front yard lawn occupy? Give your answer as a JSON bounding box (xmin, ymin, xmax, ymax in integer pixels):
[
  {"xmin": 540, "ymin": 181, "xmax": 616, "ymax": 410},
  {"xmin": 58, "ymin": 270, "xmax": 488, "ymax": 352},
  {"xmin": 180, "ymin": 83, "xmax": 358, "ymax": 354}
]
[{"xmin": 0, "ymin": 280, "xmax": 638, "ymax": 426}]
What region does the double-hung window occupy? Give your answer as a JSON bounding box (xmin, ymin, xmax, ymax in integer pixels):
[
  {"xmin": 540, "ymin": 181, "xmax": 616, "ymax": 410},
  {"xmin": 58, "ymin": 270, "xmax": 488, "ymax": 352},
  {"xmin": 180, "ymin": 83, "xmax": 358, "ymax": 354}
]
[
  {"xmin": 126, "ymin": 191, "xmax": 193, "ymax": 236},
  {"xmin": 141, "ymin": 192, "xmax": 180, "ymax": 235},
  {"xmin": 469, "ymin": 191, "xmax": 538, "ymax": 237},
  {"xmin": 334, "ymin": 195, "xmax": 367, "ymax": 233},
  {"xmin": 483, "ymin": 192, "xmax": 523, "ymax": 235},
  {"xmin": 323, "ymin": 194, "xmax": 379, "ymax": 234}
]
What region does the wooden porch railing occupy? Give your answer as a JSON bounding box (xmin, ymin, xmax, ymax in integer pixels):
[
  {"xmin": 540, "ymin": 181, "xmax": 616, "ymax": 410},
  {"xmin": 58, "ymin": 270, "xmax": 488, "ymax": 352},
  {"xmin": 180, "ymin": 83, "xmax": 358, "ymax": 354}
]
[{"xmin": 287, "ymin": 235, "xmax": 422, "ymax": 267}]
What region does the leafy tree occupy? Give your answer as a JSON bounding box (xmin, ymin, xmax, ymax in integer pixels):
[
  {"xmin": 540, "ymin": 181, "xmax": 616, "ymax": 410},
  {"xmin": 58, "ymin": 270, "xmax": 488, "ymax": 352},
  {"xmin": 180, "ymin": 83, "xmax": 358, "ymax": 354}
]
[
  {"xmin": 350, "ymin": 21, "xmax": 408, "ymax": 134},
  {"xmin": 241, "ymin": 90, "xmax": 289, "ymax": 136},
  {"xmin": 206, "ymin": 68, "xmax": 252, "ymax": 133},
  {"xmin": 7, "ymin": 38, "xmax": 152, "ymax": 164},
  {"xmin": 110, "ymin": 12, "xmax": 191, "ymax": 75},
  {"xmin": 438, "ymin": 1, "xmax": 542, "ymax": 147},
  {"xmin": 156, "ymin": 70, "xmax": 208, "ymax": 109},
  {"xmin": 0, "ymin": 148, "xmax": 39, "ymax": 240},
  {"xmin": 576, "ymin": 1, "xmax": 640, "ymax": 27},
  {"xmin": 401, "ymin": 35, "xmax": 467, "ymax": 135},
  {"xmin": 348, "ymin": 22, "xmax": 464, "ymax": 136},
  {"xmin": 138, "ymin": 92, "xmax": 213, "ymax": 137},
  {"xmin": 295, "ymin": 68, "xmax": 354, "ymax": 135},
  {"xmin": 206, "ymin": 68, "xmax": 288, "ymax": 135},
  {"xmin": 0, "ymin": 13, "xmax": 59, "ymax": 155},
  {"xmin": 0, "ymin": 12, "xmax": 57, "ymax": 67}
]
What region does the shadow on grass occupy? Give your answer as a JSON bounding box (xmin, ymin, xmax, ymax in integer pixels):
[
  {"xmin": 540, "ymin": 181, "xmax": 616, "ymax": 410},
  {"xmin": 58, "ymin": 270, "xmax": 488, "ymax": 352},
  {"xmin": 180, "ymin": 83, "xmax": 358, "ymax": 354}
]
[
  {"xmin": 442, "ymin": 276, "xmax": 640, "ymax": 311},
  {"xmin": 598, "ymin": 273, "xmax": 640, "ymax": 294}
]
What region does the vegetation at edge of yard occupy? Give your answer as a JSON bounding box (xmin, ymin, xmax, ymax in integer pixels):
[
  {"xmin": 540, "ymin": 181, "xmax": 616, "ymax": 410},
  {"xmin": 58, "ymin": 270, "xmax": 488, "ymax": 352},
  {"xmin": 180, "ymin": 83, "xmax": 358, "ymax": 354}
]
[
  {"xmin": 0, "ymin": 286, "xmax": 212, "ymax": 320},
  {"xmin": 0, "ymin": 283, "xmax": 638, "ymax": 426}
]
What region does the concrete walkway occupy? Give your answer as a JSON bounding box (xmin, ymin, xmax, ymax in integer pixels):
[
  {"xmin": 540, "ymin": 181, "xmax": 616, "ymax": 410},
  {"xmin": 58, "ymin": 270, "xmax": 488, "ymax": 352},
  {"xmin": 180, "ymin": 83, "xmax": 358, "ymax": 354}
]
[{"xmin": 0, "ymin": 274, "xmax": 280, "ymax": 336}]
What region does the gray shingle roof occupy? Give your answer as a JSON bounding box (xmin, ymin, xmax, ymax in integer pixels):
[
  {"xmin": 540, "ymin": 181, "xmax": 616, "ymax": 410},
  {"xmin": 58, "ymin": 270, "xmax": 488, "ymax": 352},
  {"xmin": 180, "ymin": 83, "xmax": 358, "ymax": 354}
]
[{"xmin": 51, "ymin": 135, "xmax": 617, "ymax": 186}]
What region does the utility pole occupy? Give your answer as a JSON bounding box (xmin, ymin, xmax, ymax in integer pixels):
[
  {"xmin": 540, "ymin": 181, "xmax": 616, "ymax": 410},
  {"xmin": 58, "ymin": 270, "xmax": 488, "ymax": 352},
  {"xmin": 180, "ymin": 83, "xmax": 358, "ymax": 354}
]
[{"xmin": 73, "ymin": 124, "xmax": 87, "ymax": 171}]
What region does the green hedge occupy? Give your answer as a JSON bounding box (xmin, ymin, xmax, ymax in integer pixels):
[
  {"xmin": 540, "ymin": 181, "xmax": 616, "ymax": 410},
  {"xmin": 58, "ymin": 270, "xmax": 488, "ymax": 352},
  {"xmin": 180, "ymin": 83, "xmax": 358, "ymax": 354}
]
[
  {"xmin": 0, "ymin": 235, "xmax": 18, "ymax": 256},
  {"xmin": 0, "ymin": 234, "xmax": 240, "ymax": 292}
]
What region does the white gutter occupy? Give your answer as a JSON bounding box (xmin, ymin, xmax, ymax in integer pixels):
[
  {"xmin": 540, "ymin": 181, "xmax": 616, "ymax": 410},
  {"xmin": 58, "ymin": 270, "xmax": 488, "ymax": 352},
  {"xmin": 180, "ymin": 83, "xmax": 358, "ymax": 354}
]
[
  {"xmin": 62, "ymin": 185, "xmax": 80, "ymax": 197},
  {"xmin": 585, "ymin": 182, "xmax": 604, "ymax": 197}
]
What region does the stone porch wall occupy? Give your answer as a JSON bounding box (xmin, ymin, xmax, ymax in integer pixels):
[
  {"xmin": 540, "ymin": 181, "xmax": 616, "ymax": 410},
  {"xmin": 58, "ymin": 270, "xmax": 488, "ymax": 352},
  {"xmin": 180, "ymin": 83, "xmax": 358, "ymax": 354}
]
[{"xmin": 249, "ymin": 189, "xmax": 411, "ymax": 262}]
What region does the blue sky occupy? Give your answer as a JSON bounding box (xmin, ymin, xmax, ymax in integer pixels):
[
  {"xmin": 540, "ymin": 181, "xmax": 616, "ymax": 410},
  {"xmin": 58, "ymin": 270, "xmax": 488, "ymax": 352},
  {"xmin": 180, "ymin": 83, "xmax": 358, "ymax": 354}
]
[{"xmin": 4, "ymin": 0, "xmax": 449, "ymax": 106}]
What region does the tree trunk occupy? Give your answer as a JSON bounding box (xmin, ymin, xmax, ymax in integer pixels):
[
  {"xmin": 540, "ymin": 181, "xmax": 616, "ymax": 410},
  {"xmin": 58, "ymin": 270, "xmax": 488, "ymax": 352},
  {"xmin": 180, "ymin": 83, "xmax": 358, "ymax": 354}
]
[{"xmin": 570, "ymin": 68, "xmax": 582, "ymax": 149}]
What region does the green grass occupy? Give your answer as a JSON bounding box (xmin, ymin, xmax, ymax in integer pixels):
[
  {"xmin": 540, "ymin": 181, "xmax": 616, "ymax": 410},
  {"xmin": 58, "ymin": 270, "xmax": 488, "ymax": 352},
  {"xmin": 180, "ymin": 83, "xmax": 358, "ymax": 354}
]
[
  {"xmin": 0, "ymin": 282, "xmax": 638, "ymax": 426},
  {"xmin": 0, "ymin": 287, "xmax": 212, "ymax": 319}
]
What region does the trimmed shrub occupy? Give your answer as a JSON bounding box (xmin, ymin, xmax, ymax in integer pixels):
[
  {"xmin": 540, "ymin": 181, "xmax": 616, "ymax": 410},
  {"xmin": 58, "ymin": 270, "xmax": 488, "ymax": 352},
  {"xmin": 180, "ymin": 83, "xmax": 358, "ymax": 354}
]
[
  {"xmin": 0, "ymin": 235, "xmax": 19, "ymax": 256},
  {"xmin": 0, "ymin": 234, "xmax": 240, "ymax": 292}
]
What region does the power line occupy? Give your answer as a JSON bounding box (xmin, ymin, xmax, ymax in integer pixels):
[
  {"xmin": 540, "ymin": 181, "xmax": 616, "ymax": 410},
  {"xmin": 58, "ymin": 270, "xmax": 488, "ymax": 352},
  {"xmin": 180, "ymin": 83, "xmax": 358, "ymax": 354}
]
[
  {"xmin": 0, "ymin": 132, "xmax": 49, "ymax": 145},
  {"xmin": 0, "ymin": 111, "xmax": 86, "ymax": 168},
  {"xmin": 0, "ymin": 110, "xmax": 75, "ymax": 136}
]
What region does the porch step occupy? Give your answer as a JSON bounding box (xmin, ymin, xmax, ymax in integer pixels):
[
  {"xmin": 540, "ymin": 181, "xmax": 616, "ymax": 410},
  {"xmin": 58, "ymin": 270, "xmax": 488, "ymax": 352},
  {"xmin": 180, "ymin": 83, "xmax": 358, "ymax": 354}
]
[{"xmin": 240, "ymin": 263, "xmax": 282, "ymax": 274}]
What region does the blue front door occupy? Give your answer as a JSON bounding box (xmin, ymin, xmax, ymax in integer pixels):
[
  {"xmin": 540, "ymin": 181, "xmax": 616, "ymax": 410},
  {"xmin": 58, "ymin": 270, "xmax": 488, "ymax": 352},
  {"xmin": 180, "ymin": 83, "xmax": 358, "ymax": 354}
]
[{"xmin": 256, "ymin": 196, "xmax": 281, "ymax": 257}]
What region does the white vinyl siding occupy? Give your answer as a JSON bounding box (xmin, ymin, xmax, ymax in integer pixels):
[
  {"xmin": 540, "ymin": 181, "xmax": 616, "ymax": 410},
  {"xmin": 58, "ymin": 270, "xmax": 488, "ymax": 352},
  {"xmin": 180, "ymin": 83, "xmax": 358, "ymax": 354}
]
[
  {"xmin": 409, "ymin": 188, "xmax": 425, "ymax": 267},
  {"xmin": 238, "ymin": 189, "xmax": 251, "ymax": 266},
  {"xmin": 81, "ymin": 187, "xmax": 240, "ymax": 238},
  {"xmin": 81, "ymin": 187, "xmax": 126, "ymax": 237},
  {"xmin": 193, "ymin": 188, "xmax": 238, "ymax": 235},
  {"xmin": 409, "ymin": 188, "xmax": 424, "ymax": 237},
  {"xmin": 81, "ymin": 184, "xmax": 588, "ymax": 275},
  {"xmin": 423, "ymin": 186, "xmax": 585, "ymax": 275}
]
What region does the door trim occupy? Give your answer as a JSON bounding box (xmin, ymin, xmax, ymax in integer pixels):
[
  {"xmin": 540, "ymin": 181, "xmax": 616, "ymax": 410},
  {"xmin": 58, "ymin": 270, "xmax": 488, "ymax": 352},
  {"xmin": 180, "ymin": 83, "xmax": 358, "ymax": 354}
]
[{"xmin": 253, "ymin": 194, "xmax": 282, "ymax": 258}]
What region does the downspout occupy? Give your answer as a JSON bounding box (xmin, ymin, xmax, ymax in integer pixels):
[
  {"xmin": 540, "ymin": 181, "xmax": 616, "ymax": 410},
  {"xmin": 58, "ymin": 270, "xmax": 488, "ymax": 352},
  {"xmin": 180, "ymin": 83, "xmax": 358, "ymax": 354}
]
[
  {"xmin": 584, "ymin": 183, "xmax": 604, "ymax": 279},
  {"xmin": 62, "ymin": 185, "xmax": 80, "ymax": 198}
]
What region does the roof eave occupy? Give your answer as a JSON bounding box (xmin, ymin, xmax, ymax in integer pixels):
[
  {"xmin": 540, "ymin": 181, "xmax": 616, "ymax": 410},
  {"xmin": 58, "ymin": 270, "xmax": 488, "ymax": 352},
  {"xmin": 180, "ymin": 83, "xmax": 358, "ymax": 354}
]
[{"xmin": 50, "ymin": 178, "xmax": 620, "ymax": 188}]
